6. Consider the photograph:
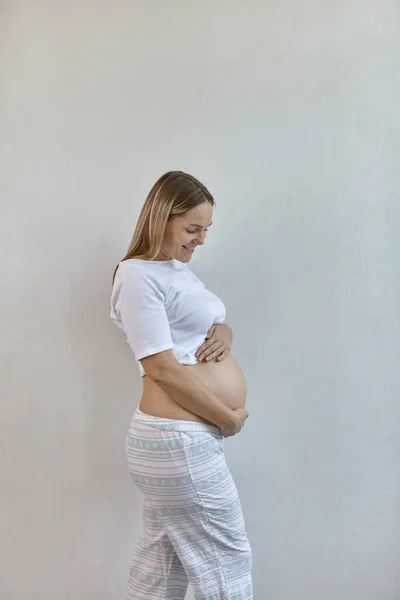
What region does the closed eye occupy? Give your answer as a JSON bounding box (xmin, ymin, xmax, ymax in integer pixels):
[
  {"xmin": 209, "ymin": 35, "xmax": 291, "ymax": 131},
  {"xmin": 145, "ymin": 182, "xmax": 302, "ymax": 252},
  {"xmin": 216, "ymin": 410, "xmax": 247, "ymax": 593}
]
[{"xmin": 186, "ymin": 228, "xmax": 209, "ymax": 234}]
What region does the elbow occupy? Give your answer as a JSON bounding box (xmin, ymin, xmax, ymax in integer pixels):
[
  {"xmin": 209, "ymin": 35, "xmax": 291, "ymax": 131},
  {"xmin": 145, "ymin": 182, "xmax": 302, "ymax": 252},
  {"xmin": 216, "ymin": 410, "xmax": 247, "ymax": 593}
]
[
  {"xmin": 143, "ymin": 364, "xmax": 165, "ymax": 384},
  {"xmin": 140, "ymin": 359, "xmax": 163, "ymax": 382},
  {"xmin": 139, "ymin": 350, "xmax": 180, "ymax": 384}
]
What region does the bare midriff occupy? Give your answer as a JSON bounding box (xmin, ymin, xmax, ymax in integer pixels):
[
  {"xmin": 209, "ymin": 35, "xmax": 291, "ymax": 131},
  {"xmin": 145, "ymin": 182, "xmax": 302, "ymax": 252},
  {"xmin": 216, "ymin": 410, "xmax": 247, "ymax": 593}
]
[{"xmin": 139, "ymin": 354, "xmax": 247, "ymax": 424}]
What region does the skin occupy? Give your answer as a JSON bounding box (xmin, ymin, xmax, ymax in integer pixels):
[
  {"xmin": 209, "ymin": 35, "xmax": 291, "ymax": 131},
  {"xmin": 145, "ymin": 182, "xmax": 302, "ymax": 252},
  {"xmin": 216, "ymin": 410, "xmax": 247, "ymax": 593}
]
[
  {"xmin": 139, "ymin": 201, "xmax": 248, "ymax": 435},
  {"xmin": 158, "ymin": 202, "xmax": 232, "ymax": 363},
  {"xmin": 158, "ymin": 202, "xmax": 214, "ymax": 263}
]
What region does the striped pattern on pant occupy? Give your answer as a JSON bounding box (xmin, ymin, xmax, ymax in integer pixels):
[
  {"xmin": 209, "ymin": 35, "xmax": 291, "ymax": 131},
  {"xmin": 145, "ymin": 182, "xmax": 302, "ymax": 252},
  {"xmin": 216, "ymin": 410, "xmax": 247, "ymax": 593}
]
[{"xmin": 125, "ymin": 407, "xmax": 253, "ymax": 600}]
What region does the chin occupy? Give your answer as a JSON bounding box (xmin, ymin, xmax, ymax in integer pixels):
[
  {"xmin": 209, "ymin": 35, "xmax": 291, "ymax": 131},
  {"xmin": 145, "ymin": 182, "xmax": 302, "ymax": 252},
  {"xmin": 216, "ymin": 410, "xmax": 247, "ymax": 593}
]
[{"xmin": 174, "ymin": 248, "xmax": 194, "ymax": 262}]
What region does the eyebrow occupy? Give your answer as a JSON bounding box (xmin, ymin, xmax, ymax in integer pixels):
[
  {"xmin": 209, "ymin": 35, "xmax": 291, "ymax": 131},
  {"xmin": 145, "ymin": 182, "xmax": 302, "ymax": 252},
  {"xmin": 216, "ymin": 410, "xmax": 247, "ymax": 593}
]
[{"xmin": 188, "ymin": 222, "xmax": 213, "ymax": 228}]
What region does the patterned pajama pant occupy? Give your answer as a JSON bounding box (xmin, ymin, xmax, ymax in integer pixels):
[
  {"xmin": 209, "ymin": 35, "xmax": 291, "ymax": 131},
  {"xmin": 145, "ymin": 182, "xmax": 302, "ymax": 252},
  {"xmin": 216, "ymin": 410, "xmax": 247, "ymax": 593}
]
[{"xmin": 124, "ymin": 407, "xmax": 253, "ymax": 600}]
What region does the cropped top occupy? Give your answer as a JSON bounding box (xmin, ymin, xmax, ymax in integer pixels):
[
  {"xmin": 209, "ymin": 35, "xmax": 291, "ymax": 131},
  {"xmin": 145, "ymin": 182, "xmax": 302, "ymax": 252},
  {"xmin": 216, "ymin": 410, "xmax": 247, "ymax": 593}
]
[{"xmin": 110, "ymin": 258, "xmax": 227, "ymax": 377}]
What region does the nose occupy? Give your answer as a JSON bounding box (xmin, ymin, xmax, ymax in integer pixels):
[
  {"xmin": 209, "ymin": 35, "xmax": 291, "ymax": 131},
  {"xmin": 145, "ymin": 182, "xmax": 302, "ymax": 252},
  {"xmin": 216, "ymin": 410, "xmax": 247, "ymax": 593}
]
[{"xmin": 196, "ymin": 231, "xmax": 206, "ymax": 245}]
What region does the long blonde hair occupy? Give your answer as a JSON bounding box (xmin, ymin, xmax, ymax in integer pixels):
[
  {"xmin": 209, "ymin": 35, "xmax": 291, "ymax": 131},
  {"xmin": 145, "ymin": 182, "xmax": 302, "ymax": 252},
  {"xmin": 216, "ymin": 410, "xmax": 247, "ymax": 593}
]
[{"xmin": 112, "ymin": 171, "xmax": 214, "ymax": 284}]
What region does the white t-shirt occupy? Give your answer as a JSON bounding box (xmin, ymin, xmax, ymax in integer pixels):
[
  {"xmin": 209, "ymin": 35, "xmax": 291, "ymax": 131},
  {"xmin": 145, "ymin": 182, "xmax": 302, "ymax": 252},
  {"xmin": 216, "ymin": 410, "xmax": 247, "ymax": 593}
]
[{"xmin": 110, "ymin": 258, "xmax": 227, "ymax": 377}]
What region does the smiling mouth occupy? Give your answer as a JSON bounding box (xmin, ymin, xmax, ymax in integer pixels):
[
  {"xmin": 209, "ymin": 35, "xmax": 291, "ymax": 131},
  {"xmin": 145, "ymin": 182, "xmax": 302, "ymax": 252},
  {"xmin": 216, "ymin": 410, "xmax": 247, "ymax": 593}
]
[{"xmin": 183, "ymin": 245, "xmax": 194, "ymax": 253}]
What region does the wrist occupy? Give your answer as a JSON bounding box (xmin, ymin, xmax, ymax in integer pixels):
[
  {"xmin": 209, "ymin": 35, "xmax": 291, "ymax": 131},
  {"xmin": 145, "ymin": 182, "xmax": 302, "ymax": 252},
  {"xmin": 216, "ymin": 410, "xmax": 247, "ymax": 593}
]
[{"xmin": 215, "ymin": 406, "xmax": 236, "ymax": 430}]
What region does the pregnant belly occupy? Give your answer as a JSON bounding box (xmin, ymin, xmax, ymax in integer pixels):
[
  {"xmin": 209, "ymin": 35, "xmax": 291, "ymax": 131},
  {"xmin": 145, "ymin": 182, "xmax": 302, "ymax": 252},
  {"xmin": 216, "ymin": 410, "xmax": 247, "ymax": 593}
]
[
  {"xmin": 140, "ymin": 354, "xmax": 247, "ymax": 422},
  {"xmin": 185, "ymin": 354, "xmax": 247, "ymax": 410}
]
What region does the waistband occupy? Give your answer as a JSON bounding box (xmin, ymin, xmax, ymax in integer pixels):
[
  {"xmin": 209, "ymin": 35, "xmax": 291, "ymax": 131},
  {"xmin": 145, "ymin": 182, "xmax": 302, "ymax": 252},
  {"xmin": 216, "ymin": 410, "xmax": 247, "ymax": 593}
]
[{"xmin": 133, "ymin": 407, "xmax": 222, "ymax": 435}]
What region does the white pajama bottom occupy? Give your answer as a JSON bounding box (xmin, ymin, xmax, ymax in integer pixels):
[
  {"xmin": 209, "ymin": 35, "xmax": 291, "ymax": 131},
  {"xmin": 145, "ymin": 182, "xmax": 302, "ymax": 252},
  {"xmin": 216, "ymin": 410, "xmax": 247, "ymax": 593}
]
[{"xmin": 124, "ymin": 407, "xmax": 253, "ymax": 600}]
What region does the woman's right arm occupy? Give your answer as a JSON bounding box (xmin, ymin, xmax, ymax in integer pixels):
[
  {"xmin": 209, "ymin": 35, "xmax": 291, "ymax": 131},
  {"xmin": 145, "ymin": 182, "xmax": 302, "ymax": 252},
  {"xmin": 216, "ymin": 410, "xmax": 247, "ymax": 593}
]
[
  {"xmin": 112, "ymin": 263, "xmax": 248, "ymax": 436},
  {"xmin": 140, "ymin": 350, "xmax": 248, "ymax": 437}
]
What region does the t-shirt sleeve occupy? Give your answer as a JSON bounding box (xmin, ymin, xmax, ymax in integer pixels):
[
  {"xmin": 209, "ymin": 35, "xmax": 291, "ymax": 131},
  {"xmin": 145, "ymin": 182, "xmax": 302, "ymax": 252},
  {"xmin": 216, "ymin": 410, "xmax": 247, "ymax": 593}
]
[{"xmin": 113, "ymin": 264, "xmax": 173, "ymax": 361}]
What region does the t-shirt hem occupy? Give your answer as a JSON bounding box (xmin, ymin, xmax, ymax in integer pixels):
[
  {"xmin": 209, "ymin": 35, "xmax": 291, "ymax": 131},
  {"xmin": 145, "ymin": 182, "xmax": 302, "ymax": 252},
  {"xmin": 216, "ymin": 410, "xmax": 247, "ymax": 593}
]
[{"xmin": 180, "ymin": 358, "xmax": 199, "ymax": 366}]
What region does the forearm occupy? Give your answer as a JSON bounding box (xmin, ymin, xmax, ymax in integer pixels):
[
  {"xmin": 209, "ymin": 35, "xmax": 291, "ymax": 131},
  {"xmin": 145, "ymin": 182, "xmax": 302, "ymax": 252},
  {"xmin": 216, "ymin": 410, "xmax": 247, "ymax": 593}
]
[{"xmin": 150, "ymin": 363, "xmax": 236, "ymax": 429}]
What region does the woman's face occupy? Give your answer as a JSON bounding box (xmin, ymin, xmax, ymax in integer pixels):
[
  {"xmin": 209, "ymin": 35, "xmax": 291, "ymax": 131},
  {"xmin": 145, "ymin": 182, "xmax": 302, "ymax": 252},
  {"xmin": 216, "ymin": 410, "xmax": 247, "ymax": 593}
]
[{"xmin": 162, "ymin": 202, "xmax": 213, "ymax": 263}]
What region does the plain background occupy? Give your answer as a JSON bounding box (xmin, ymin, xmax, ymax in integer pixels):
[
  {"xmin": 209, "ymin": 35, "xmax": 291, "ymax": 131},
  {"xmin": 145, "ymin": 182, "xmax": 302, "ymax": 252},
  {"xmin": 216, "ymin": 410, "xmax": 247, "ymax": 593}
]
[{"xmin": 1, "ymin": 1, "xmax": 400, "ymax": 599}]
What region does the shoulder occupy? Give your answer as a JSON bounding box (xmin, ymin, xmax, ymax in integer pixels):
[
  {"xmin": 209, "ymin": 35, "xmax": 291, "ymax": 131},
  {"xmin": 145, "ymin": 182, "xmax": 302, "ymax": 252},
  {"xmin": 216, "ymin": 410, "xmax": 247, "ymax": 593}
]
[
  {"xmin": 116, "ymin": 259, "xmax": 161, "ymax": 280},
  {"xmin": 114, "ymin": 259, "xmax": 167, "ymax": 295}
]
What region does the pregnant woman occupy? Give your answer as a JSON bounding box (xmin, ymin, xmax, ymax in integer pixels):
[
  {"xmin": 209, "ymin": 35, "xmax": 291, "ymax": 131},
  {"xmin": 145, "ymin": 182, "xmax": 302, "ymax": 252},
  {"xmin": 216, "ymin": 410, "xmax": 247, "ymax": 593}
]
[{"xmin": 110, "ymin": 171, "xmax": 252, "ymax": 600}]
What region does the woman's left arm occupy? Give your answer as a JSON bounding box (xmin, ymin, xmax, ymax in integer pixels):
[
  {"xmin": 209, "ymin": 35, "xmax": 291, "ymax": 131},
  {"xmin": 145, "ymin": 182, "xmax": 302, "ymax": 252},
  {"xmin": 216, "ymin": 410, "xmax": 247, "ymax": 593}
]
[{"xmin": 195, "ymin": 324, "xmax": 233, "ymax": 363}]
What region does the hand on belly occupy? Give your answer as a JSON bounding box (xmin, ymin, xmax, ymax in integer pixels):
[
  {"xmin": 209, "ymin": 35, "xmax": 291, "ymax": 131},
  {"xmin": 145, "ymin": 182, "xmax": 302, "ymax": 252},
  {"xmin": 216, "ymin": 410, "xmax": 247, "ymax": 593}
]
[{"xmin": 195, "ymin": 324, "xmax": 233, "ymax": 364}]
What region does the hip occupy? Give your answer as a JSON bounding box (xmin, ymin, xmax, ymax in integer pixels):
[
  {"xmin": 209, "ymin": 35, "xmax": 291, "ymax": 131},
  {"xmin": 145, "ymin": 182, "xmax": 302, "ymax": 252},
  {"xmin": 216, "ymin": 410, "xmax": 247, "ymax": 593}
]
[{"xmin": 125, "ymin": 408, "xmax": 231, "ymax": 504}]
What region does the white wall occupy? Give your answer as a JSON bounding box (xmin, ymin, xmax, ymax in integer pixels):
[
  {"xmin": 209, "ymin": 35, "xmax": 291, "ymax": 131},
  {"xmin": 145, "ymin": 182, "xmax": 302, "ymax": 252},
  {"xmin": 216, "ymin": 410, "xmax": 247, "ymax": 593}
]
[{"xmin": 1, "ymin": 1, "xmax": 399, "ymax": 599}]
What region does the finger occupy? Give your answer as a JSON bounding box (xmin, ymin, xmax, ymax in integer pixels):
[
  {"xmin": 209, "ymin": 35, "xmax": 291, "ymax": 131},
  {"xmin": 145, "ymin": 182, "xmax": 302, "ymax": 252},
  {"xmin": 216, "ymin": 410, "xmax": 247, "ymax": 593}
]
[
  {"xmin": 198, "ymin": 340, "xmax": 223, "ymax": 361},
  {"xmin": 195, "ymin": 340, "xmax": 210, "ymax": 358},
  {"xmin": 199, "ymin": 341, "xmax": 224, "ymax": 361},
  {"xmin": 196, "ymin": 340, "xmax": 214, "ymax": 359},
  {"xmin": 195, "ymin": 331, "xmax": 219, "ymax": 357},
  {"xmin": 216, "ymin": 349, "xmax": 230, "ymax": 362},
  {"xmin": 221, "ymin": 429, "xmax": 234, "ymax": 438},
  {"xmin": 203, "ymin": 346, "xmax": 226, "ymax": 362}
]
